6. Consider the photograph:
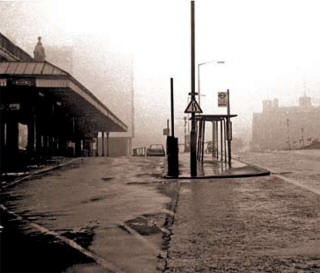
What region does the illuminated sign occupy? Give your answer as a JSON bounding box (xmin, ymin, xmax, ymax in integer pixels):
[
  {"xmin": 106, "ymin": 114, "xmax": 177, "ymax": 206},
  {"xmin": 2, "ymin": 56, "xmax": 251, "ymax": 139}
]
[
  {"xmin": 11, "ymin": 78, "xmax": 35, "ymax": 86},
  {"xmin": 8, "ymin": 103, "xmax": 20, "ymax": 111}
]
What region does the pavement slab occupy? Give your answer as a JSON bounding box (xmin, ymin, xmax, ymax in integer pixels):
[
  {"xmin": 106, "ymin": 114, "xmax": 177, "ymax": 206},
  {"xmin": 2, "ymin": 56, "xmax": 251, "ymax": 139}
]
[
  {"xmin": 165, "ymin": 175, "xmax": 320, "ymax": 273},
  {"xmin": 167, "ymin": 153, "xmax": 270, "ymax": 179}
]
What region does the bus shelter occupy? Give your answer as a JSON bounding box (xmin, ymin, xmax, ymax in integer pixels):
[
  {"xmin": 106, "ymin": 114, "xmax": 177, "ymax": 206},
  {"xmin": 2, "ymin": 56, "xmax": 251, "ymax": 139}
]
[
  {"xmin": 195, "ymin": 114, "xmax": 237, "ymax": 165},
  {"xmin": 0, "ymin": 61, "xmax": 127, "ymax": 172}
]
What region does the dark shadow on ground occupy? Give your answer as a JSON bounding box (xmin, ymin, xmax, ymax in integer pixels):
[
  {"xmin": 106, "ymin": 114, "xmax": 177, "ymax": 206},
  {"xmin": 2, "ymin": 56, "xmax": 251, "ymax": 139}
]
[{"xmin": 0, "ymin": 210, "xmax": 95, "ymax": 273}]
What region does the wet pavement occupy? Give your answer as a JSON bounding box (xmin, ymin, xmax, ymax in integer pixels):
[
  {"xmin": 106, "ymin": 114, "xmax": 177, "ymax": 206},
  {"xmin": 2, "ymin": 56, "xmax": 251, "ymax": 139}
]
[
  {"xmin": 175, "ymin": 153, "xmax": 270, "ymax": 178},
  {"xmin": 1, "ymin": 156, "xmax": 172, "ymax": 273},
  {"xmin": 1, "ymin": 150, "xmax": 320, "ymax": 273},
  {"xmin": 165, "ymin": 176, "xmax": 320, "ymax": 273},
  {"xmin": 164, "ymin": 149, "xmax": 320, "ymax": 272},
  {"xmin": 238, "ymin": 149, "xmax": 320, "ymax": 193}
]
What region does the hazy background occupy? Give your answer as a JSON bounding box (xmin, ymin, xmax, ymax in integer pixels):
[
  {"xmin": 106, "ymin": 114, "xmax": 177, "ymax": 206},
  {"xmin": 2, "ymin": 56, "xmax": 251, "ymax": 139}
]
[{"xmin": 1, "ymin": 0, "xmax": 320, "ymax": 146}]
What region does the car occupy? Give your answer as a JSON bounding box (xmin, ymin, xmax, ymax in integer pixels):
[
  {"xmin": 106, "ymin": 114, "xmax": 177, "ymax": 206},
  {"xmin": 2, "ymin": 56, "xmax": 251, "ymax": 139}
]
[{"xmin": 146, "ymin": 144, "xmax": 165, "ymax": 156}]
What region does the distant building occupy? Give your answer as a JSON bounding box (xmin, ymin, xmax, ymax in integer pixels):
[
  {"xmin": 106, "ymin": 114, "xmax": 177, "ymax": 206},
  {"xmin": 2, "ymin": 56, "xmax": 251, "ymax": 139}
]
[
  {"xmin": 0, "ymin": 32, "xmax": 33, "ymax": 61},
  {"xmin": 251, "ymin": 95, "xmax": 320, "ymax": 151}
]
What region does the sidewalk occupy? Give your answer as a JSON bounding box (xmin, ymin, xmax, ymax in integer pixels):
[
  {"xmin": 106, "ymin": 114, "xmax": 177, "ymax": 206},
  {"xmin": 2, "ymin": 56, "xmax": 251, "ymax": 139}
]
[
  {"xmin": 165, "ymin": 153, "xmax": 270, "ymax": 179},
  {"xmin": 1, "ymin": 157, "xmax": 82, "ymax": 190},
  {"xmin": 165, "ymin": 164, "xmax": 320, "ymax": 272}
]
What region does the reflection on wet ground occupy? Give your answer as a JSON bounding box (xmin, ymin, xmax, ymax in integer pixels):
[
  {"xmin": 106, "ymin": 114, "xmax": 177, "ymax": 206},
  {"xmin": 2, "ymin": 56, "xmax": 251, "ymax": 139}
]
[
  {"xmin": 177, "ymin": 153, "xmax": 269, "ymax": 178},
  {"xmin": 1, "ymin": 208, "xmax": 95, "ymax": 273},
  {"xmin": 1, "ymin": 156, "xmax": 177, "ymax": 273}
]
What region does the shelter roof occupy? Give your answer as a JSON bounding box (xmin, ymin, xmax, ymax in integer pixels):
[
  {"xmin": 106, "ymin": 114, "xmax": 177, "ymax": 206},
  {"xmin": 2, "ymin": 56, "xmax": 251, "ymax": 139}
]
[
  {"xmin": 0, "ymin": 61, "xmax": 127, "ymax": 132},
  {"xmin": 0, "ymin": 61, "xmax": 66, "ymax": 75},
  {"xmin": 195, "ymin": 114, "xmax": 237, "ymax": 121}
]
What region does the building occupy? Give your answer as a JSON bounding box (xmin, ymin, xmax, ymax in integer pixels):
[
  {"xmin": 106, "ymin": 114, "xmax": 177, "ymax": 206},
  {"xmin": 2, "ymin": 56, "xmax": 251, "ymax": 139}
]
[
  {"xmin": 251, "ymin": 96, "xmax": 320, "ymax": 151},
  {"xmin": 0, "ymin": 32, "xmax": 33, "ymax": 62},
  {"xmin": 0, "ymin": 33, "xmax": 127, "ymax": 173}
]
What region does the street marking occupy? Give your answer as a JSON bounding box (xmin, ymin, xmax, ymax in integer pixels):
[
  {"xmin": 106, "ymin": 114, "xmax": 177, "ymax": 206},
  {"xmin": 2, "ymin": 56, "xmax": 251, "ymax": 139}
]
[
  {"xmin": 0, "ymin": 204, "xmax": 127, "ymax": 273},
  {"xmin": 274, "ymin": 174, "xmax": 320, "ymax": 196}
]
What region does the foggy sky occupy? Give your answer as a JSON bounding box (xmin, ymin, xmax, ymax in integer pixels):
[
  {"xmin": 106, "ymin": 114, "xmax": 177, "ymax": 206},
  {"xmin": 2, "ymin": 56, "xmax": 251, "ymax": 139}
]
[{"xmin": 1, "ymin": 0, "xmax": 320, "ymax": 146}]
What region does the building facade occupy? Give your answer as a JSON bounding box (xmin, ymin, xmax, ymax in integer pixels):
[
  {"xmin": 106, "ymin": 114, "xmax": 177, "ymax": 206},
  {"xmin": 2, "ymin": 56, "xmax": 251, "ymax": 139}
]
[
  {"xmin": 251, "ymin": 96, "xmax": 320, "ymax": 151},
  {"xmin": 0, "ymin": 33, "xmax": 128, "ymax": 173}
]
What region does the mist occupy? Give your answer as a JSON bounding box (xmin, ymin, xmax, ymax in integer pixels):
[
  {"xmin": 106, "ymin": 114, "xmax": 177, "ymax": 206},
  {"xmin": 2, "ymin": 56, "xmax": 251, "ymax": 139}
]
[{"xmin": 1, "ymin": 0, "xmax": 320, "ymax": 147}]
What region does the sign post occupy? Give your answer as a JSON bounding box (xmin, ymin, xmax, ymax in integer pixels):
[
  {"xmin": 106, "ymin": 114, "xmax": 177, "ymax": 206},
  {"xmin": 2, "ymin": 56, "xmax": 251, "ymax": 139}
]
[
  {"xmin": 226, "ymin": 89, "xmax": 232, "ymax": 166},
  {"xmin": 0, "ymin": 86, "xmax": 3, "ymax": 175},
  {"xmin": 218, "ymin": 89, "xmax": 232, "ymax": 165},
  {"xmin": 190, "ymin": 0, "xmax": 197, "ymax": 177}
]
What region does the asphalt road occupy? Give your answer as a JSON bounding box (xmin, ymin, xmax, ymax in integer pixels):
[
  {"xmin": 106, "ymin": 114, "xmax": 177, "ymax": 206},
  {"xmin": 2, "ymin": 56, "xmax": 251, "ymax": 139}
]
[{"xmin": 1, "ymin": 150, "xmax": 320, "ymax": 273}]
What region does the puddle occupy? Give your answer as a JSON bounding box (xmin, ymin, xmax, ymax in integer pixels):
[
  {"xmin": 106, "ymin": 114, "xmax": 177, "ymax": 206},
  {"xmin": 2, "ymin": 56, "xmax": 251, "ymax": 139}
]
[
  {"xmin": 60, "ymin": 225, "xmax": 96, "ymax": 249},
  {"xmin": 101, "ymin": 177, "xmax": 113, "ymax": 182},
  {"xmin": 1, "ymin": 209, "xmax": 94, "ymax": 273},
  {"xmin": 135, "ymin": 173, "xmax": 162, "ymax": 179},
  {"xmin": 81, "ymin": 195, "xmax": 106, "ymax": 204},
  {"xmin": 126, "ymin": 181, "xmax": 152, "ymax": 185},
  {"xmin": 124, "ymin": 213, "xmax": 165, "ymax": 236}
]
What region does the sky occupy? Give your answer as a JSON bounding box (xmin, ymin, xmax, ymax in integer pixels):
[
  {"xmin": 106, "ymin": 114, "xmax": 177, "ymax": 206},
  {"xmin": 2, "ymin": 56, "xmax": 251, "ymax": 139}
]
[{"xmin": 1, "ymin": 0, "xmax": 320, "ymax": 145}]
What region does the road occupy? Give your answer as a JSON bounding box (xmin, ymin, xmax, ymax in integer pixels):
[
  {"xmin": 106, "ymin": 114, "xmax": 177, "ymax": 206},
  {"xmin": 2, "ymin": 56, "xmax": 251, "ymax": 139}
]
[
  {"xmin": 1, "ymin": 156, "xmax": 174, "ymax": 273},
  {"xmin": 238, "ymin": 149, "xmax": 320, "ymax": 193},
  {"xmin": 1, "ymin": 150, "xmax": 320, "ymax": 273}
]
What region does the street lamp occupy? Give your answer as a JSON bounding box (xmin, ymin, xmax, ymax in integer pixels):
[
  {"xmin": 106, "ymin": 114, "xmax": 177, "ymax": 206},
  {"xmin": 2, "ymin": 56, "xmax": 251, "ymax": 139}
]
[{"xmin": 197, "ymin": 60, "xmax": 225, "ymax": 107}]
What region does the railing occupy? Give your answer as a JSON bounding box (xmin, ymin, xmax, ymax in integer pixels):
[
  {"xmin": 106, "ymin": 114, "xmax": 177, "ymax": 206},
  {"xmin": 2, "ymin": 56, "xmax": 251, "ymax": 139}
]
[{"xmin": 0, "ymin": 33, "xmax": 33, "ymax": 62}]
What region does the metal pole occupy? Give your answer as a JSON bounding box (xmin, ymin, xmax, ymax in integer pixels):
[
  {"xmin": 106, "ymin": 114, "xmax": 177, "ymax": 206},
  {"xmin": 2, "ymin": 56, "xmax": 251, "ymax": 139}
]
[
  {"xmin": 216, "ymin": 121, "xmax": 218, "ymax": 159},
  {"xmin": 184, "ymin": 117, "xmax": 187, "ymax": 152},
  {"xmin": 190, "ymin": 0, "xmax": 197, "ymax": 176},
  {"xmin": 171, "ymin": 78, "xmax": 175, "ymax": 137},
  {"xmin": 198, "ymin": 64, "xmax": 200, "ymax": 106},
  {"xmin": 131, "ymin": 58, "xmax": 135, "ymax": 139},
  {"xmin": 224, "ymin": 119, "xmax": 227, "ymax": 163},
  {"xmin": 212, "ymin": 121, "xmax": 214, "ymax": 159},
  {"xmin": 102, "ymin": 131, "xmax": 105, "ymax": 156},
  {"xmin": 286, "ymin": 119, "xmax": 291, "ymax": 150},
  {"xmin": 96, "ymin": 132, "xmax": 100, "ymax": 157},
  {"xmin": 106, "ymin": 132, "xmax": 109, "ymax": 157},
  {"xmin": 220, "ymin": 120, "xmax": 223, "ymax": 161},
  {"xmin": 201, "ymin": 121, "xmax": 205, "ymax": 162},
  {"xmin": 0, "ymin": 88, "xmax": 4, "ymax": 175},
  {"xmin": 227, "ymin": 89, "xmax": 232, "ymax": 165}
]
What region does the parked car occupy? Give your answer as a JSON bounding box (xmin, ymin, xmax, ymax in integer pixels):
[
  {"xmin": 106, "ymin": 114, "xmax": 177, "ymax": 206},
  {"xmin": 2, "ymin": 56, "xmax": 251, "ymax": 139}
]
[{"xmin": 146, "ymin": 144, "xmax": 165, "ymax": 156}]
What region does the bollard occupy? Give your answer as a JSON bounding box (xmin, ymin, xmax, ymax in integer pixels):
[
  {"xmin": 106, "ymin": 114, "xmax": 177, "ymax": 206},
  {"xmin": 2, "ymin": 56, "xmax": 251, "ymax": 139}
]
[{"xmin": 167, "ymin": 136, "xmax": 179, "ymax": 177}]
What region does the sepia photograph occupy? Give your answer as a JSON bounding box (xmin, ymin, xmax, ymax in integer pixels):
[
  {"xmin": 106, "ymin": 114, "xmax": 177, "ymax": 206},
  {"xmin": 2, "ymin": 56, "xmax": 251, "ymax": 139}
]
[{"xmin": 0, "ymin": 0, "xmax": 319, "ymax": 272}]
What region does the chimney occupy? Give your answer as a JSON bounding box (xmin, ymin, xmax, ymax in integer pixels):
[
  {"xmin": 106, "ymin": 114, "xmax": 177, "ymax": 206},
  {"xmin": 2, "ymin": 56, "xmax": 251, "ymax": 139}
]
[{"xmin": 33, "ymin": 36, "xmax": 45, "ymax": 61}]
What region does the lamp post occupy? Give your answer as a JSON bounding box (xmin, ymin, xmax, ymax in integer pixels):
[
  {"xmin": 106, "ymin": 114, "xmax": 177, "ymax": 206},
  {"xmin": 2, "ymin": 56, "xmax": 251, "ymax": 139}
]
[
  {"xmin": 197, "ymin": 60, "xmax": 225, "ymax": 107},
  {"xmin": 190, "ymin": 0, "xmax": 197, "ymax": 176}
]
